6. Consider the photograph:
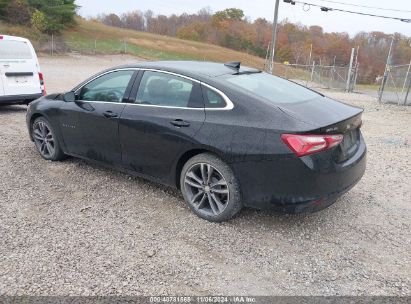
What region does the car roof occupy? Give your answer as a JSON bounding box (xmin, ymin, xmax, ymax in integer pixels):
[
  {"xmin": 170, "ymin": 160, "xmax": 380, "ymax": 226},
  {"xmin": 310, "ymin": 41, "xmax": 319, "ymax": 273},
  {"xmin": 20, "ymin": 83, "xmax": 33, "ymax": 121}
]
[
  {"xmin": 0, "ymin": 34, "xmax": 30, "ymax": 43},
  {"xmin": 118, "ymin": 61, "xmax": 260, "ymax": 79},
  {"xmin": 72, "ymin": 61, "xmax": 262, "ymax": 92}
]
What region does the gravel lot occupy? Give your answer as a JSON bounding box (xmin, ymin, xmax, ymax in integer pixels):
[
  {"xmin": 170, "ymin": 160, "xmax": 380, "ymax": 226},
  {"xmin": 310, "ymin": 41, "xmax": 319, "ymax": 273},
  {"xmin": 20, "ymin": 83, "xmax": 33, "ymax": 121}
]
[{"xmin": 0, "ymin": 55, "xmax": 410, "ymax": 296}]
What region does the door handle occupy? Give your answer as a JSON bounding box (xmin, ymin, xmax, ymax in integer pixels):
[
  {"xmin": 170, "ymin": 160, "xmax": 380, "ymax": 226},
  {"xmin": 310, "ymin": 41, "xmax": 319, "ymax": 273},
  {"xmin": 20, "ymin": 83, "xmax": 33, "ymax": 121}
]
[
  {"xmin": 103, "ymin": 111, "xmax": 118, "ymax": 118},
  {"xmin": 170, "ymin": 119, "xmax": 190, "ymax": 128}
]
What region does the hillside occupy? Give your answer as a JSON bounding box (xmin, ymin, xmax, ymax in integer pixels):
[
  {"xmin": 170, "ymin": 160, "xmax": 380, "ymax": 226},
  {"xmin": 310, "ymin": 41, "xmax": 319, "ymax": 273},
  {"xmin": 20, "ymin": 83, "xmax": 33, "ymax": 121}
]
[{"xmin": 0, "ymin": 18, "xmax": 266, "ymax": 69}]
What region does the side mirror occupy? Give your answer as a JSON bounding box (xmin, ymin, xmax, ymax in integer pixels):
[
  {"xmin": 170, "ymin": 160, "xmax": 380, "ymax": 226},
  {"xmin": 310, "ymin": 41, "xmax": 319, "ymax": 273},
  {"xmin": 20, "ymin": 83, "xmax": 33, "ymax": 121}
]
[{"xmin": 63, "ymin": 91, "xmax": 76, "ymax": 102}]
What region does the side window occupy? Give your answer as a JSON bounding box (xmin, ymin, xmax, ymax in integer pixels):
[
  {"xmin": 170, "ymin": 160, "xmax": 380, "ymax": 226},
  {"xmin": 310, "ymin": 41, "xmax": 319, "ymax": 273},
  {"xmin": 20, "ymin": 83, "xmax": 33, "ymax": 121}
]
[
  {"xmin": 79, "ymin": 70, "xmax": 134, "ymax": 103},
  {"xmin": 202, "ymin": 86, "xmax": 227, "ymax": 108},
  {"xmin": 136, "ymin": 71, "xmax": 195, "ymax": 107}
]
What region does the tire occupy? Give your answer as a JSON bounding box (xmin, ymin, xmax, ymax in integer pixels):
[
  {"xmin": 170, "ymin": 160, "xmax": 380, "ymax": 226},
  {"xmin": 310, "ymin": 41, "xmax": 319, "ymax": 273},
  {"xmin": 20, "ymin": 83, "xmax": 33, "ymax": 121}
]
[
  {"xmin": 32, "ymin": 117, "xmax": 65, "ymax": 161},
  {"xmin": 180, "ymin": 153, "xmax": 242, "ymax": 222}
]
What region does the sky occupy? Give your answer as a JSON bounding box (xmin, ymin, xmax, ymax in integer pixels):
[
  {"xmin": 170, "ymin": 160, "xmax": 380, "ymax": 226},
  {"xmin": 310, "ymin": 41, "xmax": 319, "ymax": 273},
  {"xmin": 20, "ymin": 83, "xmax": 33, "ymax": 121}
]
[{"xmin": 76, "ymin": 0, "xmax": 411, "ymax": 37}]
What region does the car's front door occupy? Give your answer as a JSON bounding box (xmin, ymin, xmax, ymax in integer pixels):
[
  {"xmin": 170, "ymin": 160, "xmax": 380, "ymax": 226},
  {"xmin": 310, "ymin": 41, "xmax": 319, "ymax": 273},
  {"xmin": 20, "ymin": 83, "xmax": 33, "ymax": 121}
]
[
  {"xmin": 119, "ymin": 70, "xmax": 206, "ymax": 184},
  {"xmin": 60, "ymin": 70, "xmax": 136, "ymax": 166}
]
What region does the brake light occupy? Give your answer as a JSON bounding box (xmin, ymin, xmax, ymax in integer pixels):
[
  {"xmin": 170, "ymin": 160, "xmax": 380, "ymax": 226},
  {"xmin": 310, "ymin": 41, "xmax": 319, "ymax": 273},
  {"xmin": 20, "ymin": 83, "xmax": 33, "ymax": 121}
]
[
  {"xmin": 0, "ymin": 36, "xmax": 3, "ymax": 40},
  {"xmin": 38, "ymin": 72, "xmax": 46, "ymax": 95},
  {"xmin": 281, "ymin": 134, "xmax": 343, "ymax": 157}
]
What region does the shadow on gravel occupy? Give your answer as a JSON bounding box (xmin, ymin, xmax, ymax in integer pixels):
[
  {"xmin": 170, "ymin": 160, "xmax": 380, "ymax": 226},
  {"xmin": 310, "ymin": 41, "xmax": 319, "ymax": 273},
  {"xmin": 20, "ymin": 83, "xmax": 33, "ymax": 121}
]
[
  {"xmin": 0, "ymin": 105, "xmax": 27, "ymax": 113},
  {"xmin": 65, "ymin": 157, "xmax": 183, "ymax": 197},
  {"xmin": 235, "ymin": 207, "xmax": 319, "ymax": 223},
  {"xmin": 56, "ymin": 156, "xmax": 335, "ymax": 229}
]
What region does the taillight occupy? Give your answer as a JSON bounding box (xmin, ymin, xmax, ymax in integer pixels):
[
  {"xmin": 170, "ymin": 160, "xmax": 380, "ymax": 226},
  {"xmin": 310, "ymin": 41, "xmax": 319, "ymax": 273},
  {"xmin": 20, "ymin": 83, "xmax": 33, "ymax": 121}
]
[
  {"xmin": 38, "ymin": 72, "xmax": 46, "ymax": 95},
  {"xmin": 281, "ymin": 134, "xmax": 343, "ymax": 157}
]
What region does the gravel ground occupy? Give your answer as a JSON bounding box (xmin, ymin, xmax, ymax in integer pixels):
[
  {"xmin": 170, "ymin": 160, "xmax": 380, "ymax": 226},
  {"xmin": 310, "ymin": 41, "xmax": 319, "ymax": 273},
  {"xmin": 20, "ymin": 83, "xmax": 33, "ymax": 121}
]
[{"xmin": 0, "ymin": 55, "xmax": 410, "ymax": 296}]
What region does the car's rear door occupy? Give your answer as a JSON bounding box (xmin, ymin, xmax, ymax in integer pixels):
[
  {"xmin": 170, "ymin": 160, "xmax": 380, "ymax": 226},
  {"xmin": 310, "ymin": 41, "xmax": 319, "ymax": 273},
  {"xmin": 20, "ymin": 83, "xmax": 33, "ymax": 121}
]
[
  {"xmin": 60, "ymin": 69, "xmax": 137, "ymax": 166},
  {"xmin": 0, "ymin": 38, "xmax": 41, "ymax": 97},
  {"xmin": 119, "ymin": 70, "xmax": 205, "ymax": 184}
]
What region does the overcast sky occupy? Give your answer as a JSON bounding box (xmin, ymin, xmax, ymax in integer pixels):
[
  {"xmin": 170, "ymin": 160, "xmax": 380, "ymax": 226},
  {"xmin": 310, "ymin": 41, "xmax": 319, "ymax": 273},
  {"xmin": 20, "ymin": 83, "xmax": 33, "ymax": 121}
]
[{"xmin": 76, "ymin": 0, "xmax": 411, "ymax": 36}]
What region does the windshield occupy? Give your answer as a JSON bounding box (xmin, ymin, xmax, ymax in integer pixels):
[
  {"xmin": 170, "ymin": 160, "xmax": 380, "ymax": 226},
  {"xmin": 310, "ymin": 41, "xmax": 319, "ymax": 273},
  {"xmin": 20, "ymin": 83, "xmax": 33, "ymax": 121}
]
[
  {"xmin": 0, "ymin": 40, "xmax": 33, "ymax": 59},
  {"xmin": 225, "ymin": 72, "xmax": 321, "ymax": 104}
]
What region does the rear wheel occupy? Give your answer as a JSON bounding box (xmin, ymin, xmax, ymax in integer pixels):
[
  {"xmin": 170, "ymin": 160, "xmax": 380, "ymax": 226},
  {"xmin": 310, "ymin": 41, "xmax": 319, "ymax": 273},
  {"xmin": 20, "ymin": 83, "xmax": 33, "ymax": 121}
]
[
  {"xmin": 32, "ymin": 117, "xmax": 65, "ymax": 161},
  {"xmin": 180, "ymin": 153, "xmax": 242, "ymax": 222}
]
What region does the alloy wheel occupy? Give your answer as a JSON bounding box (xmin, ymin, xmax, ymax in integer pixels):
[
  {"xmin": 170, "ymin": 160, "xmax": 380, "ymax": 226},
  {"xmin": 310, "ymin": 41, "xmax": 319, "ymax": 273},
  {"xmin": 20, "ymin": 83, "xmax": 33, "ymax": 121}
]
[
  {"xmin": 33, "ymin": 121, "xmax": 55, "ymax": 158},
  {"xmin": 184, "ymin": 163, "xmax": 230, "ymax": 216}
]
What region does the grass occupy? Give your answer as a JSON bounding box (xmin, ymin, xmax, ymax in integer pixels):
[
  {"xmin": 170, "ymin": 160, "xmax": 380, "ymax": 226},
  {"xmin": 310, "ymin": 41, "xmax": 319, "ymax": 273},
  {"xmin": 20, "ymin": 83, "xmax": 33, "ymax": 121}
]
[
  {"xmin": 0, "ymin": 18, "xmax": 328, "ymax": 82},
  {"xmin": 0, "ymin": 22, "xmax": 44, "ymax": 41},
  {"xmin": 63, "ymin": 31, "xmax": 201, "ymax": 61},
  {"xmin": 61, "ymin": 18, "xmax": 266, "ymax": 68},
  {"xmin": 273, "ymin": 64, "xmax": 312, "ymax": 81},
  {"xmin": 0, "ymin": 18, "xmax": 266, "ymax": 68}
]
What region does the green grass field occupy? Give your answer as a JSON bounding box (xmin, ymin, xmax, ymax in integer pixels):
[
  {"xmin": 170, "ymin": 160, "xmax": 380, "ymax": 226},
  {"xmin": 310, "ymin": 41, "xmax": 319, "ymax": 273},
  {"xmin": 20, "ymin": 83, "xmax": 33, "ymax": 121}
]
[{"xmin": 0, "ymin": 18, "xmax": 266, "ymax": 69}]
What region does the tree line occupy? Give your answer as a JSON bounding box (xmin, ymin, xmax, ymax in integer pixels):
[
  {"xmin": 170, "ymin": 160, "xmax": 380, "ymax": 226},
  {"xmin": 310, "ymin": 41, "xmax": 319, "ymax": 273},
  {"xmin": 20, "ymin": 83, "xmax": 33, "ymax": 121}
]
[
  {"xmin": 96, "ymin": 7, "xmax": 411, "ymax": 84},
  {"xmin": 0, "ymin": 0, "xmax": 77, "ymax": 33}
]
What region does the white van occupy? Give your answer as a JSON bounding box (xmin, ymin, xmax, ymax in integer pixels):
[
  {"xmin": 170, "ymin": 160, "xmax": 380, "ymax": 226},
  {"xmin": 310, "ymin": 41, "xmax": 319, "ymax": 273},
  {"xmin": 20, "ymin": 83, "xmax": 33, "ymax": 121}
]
[{"xmin": 0, "ymin": 35, "xmax": 45, "ymax": 105}]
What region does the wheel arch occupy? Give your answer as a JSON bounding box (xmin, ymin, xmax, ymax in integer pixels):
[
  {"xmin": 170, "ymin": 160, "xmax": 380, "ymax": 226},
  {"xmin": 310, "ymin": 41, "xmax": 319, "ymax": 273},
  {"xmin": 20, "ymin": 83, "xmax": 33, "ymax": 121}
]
[
  {"xmin": 28, "ymin": 113, "xmax": 45, "ymax": 141},
  {"xmin": 175, "ymin": 148, "xmax": 225, "ymax": 189},
  {"xmin": 28, "ymin": 112, "xmax": 67, "ymax": 154}
]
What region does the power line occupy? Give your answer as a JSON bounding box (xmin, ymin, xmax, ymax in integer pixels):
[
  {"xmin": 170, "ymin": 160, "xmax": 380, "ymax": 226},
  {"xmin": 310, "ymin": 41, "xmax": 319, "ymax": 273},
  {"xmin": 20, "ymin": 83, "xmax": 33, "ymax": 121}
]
[
  {"xmin": 283, "ymin": 0, "xmax": 411, "ymax": 23},
  {"xmin": 316, "ymin": 0, "xmax": 411, "ymax": 13}
]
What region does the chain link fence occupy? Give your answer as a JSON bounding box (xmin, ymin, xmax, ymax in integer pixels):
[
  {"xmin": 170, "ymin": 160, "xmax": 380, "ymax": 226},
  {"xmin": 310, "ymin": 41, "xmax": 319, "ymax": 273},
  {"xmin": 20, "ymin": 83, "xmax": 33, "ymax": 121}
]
[
  {"xmin": 31, "ymin": 35, "xmax": 129, "ymax": 56},
  {"xmin": 378, "ymin": 63, "xmax": 411, "ymax": 106},
  {"xmin": 29, "ymin": 35, "xmax": 411, "ymax": 107},
  {"xmin": 271, "ymin": 62, "xmax": 356, "ymax": 91}
]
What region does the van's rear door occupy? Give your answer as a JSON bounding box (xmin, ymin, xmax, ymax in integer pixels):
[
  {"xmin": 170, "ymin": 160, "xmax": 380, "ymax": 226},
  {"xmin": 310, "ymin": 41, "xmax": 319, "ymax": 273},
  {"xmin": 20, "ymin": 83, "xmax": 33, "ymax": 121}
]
[
  {"xmin": 0, "ymin": 38, "xmax": 41, "ymax": 96},
  {"xmin": 0, "ymin": 66, "xmax": 4, "ymax": 96}
]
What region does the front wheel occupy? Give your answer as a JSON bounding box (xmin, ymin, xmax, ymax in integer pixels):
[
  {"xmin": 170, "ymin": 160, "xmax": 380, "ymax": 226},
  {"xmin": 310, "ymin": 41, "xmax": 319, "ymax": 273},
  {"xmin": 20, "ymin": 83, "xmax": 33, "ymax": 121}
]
[
  {"xmin": 180, "ymin": 153, "xmax": 242, "ymax": 222},
  {"xmin": 32, "ymin": 117, "xmax": 65, "ymax": 161}
]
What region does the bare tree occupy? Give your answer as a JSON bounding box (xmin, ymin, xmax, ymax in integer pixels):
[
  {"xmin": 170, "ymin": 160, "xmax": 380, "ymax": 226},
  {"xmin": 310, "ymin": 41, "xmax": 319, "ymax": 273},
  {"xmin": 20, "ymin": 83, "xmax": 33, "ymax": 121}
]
[{"xmin": 121, "ymin": 10, "xmax": 144, "ymax": 31}]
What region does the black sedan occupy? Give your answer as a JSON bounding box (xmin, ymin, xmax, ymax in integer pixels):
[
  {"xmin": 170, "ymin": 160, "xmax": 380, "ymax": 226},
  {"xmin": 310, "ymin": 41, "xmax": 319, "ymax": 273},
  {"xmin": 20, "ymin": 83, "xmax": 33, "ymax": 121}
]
[{"xmin": 26, "ymin": 61, "xmax": 366, "ymax": 222}]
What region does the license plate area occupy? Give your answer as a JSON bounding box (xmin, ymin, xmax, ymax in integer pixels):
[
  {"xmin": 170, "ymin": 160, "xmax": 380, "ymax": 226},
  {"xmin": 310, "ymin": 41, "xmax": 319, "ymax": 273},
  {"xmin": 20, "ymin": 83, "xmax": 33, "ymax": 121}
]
[
  {"xmin": 342, "ymin": 129, "xmax": 359, "ymax": 151},
  {"xmin": 335, "ymin": 129, "xmax": 360, "ymax": 163},
  {"xmin": 13, "ymin": 76, "xmax": 28, "ymax": 83}
]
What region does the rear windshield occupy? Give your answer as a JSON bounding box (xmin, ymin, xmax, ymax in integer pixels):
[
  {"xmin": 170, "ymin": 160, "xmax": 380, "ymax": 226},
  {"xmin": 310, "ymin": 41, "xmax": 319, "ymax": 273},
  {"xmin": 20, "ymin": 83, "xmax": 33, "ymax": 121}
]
[
  {"xmin": 225, "ymin": 72, "xmax": 320, "ymax": 104},
  {"xmin": 0, "ymin": 40, "xmax": 33, "ymax": 59}
]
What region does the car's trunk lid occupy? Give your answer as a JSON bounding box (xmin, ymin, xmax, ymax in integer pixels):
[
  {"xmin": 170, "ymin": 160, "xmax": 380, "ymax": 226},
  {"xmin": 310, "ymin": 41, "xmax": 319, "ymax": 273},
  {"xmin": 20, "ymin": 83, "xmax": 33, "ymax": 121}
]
[{"xmin": 277, "ymin": 96, "xmax": 363, "ymax": 162}]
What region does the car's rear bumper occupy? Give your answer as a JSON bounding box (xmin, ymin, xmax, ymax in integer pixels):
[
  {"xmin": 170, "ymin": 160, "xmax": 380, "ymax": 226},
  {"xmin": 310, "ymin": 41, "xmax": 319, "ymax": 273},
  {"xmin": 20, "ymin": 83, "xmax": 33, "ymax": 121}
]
[
  {"xmin": 0, "ymin": 93, "xmax": 42, "ymax": 105},
  {"xmin": 231, "ymin": 134, "xmax": 367, "ymax": 213},
  {"xmin": 267, "ymin": 173, "xmax": 364, "ymax": 213}
]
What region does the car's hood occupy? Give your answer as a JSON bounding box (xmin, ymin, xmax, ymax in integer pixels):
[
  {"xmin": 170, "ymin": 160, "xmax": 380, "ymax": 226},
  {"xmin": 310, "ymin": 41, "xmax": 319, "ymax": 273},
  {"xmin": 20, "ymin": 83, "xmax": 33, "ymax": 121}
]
[{"xmin": 276, "ymin": 96, "xmax": 363, "ymax": 131}]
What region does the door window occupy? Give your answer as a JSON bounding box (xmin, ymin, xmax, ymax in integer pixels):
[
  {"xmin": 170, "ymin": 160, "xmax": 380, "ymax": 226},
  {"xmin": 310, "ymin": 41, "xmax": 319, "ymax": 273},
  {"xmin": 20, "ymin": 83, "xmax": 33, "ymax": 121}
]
[
  {"xmin": 136, "ymin": 71, "xmax": 196, "ymax": 108},
  {"xmin": 79, "ymin": 70, "xmax": 134, "ymax": 103}
]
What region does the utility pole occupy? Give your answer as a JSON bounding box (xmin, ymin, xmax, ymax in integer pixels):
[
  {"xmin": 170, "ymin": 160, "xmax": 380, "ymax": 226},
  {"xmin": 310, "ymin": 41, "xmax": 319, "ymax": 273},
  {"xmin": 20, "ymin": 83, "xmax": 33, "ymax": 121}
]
[
  {"xmin": 401, "ymin": 60, "xmax": 411, "ymax": 96},
  {"xmin": 379, "ymin": 36, "xmax": 394, "ymax": 101},
  {"xmin": 346, "ymin": 48, "xmax": 355, "ymax": 92},
  {"xmin": 354, "ymin": 45, "xmax": 360, "ymax": 67},
  {"xmin": 404, "ymin": 76, "xmax": 411, "ymax": 106},
  {"xmin": 51, "ymin": 34, "xmax": 54, "ymax": 56},
  {"xmin": 353, "ymin": 62, "xmax": 359, "ymax": 92},
  {"xmin": 268, "ymin": 0, "xmax": 280, "ymax": 74},
  {"xmin": 308, "ymin": 43, "xmax": 313, "ymax": 66},
  {"xmin": 264, "ymin": 43, "xmax": 270, "ymax": 71},
  {"xmin": 310, "ymin": 60, "xmax": 316, "ymax": 83}
]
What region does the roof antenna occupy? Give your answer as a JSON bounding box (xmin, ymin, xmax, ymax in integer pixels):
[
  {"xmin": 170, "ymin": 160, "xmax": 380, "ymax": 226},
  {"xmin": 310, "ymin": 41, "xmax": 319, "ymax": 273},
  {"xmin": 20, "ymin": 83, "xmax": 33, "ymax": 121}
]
[{"xmin": 224, "ymin": 61, "xmax": 241, "ymax": 72}]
